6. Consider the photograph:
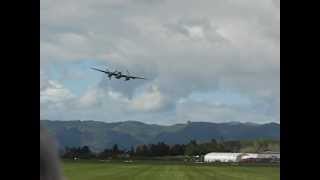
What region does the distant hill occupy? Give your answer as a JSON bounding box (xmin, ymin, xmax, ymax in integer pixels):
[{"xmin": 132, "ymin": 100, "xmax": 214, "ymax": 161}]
[{"xmin": 41, "ymin": 120, "xmax": 280, "ymax": 152}]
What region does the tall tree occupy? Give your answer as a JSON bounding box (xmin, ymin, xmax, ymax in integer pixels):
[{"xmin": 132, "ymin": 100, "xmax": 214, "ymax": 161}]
[{"xmin": 112, "ymin": 144, "xmax": 119, "ymax": 158}]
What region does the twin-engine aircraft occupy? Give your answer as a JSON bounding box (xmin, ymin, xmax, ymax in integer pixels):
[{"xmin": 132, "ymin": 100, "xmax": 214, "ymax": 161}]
[{"xmin": 91, "ymin": 67, "xmax": 146, "ymax": 81}]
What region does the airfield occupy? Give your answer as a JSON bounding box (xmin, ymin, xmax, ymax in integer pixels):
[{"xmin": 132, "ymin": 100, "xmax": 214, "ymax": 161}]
[{"xmin": 62, "ymin": 160, "xmax": 280, "ymax": 180}]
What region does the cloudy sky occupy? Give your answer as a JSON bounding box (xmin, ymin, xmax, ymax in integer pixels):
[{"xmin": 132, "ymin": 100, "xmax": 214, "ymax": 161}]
[{"xmin": 40, "ymin": 0, "xmax": 280, "ymax": 125}]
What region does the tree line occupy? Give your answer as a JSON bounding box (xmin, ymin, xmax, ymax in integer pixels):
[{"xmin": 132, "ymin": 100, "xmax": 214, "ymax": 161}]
[{"xmin": 61, "ymin": 139, "xmax": 280, "ymax": 159}]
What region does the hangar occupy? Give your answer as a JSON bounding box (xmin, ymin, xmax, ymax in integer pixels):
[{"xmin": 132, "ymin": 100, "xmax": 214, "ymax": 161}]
[
  {"xmin": 203, "ymin": 153, "xmax": 242, "ymax": 163},
  {"xmin": 204, "ymin": 152, "xmax": 280, "ymax": 163}
]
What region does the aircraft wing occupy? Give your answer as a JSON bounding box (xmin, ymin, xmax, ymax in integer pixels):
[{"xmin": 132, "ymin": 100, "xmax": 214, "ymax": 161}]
[
  {"xmin": 132, "ymin": 76, "xmax": 146, "ymax": 80},
  {"xmin": 91, "ymin": 67, "xmax": 110, "ymax": 74}
]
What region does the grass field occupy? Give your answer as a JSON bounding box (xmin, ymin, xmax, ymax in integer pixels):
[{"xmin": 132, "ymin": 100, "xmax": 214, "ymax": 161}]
[{"xmin": 62, "ymin": 160, "xmax": 280, "ymax": 180}]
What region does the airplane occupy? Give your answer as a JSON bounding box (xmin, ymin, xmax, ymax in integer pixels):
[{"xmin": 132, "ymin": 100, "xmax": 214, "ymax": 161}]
[
  {"xmin": 91, "ymin": 67, "xmax": 119, "ymax": 80},
  {"xmin": 91, "ymin": 67, "xmax": 146, "ymax": 81},
  {"xmin": 120, "ymin": 70, "xmax": 146, "ymax": 81}
]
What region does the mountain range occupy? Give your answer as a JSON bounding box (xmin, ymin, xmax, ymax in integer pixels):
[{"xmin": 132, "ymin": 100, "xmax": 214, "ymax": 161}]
[{"xmin": 41, "ymin": 120, "xmax": 280, "ymax": 152}]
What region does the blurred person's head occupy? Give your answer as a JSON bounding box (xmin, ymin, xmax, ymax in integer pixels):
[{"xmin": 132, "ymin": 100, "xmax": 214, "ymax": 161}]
[{"xmin": 40, "ymin": 126, "xmax": 62, "ymax": 180}]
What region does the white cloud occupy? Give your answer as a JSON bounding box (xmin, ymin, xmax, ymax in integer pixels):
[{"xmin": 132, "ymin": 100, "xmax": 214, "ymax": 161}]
[
  {"xmin": 40, "ymin": 79, "xmax": 75, "ymax": 119},
  {"xmin": 77, "ymin": 88, "xmax": 101, "ymax": 108},
  {"xmin": 129, "ymin": 85, "xmax": 169, "ymax": 112},
  {"xmin": 40, "ymin": 80, "xmax": 74, "ymax": 103}
]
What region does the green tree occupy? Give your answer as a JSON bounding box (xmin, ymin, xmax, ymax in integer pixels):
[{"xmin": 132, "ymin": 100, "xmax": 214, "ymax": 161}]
[
  {"xmin": 111, "ymin": 144, "xmax": 120, "ymax": 158},
  {"xmin": 129, "ymin": 146, "xmax": 135, "ymax": 156},
  {"xmin": 185, "ymin": 140, "xmax": 199, "ymax": 156}
]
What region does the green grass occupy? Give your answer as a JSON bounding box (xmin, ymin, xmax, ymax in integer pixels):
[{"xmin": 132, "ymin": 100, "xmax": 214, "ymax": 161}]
[{"xmin": 62, "ymin": 160, "xmax": 279, "ymax": 180}]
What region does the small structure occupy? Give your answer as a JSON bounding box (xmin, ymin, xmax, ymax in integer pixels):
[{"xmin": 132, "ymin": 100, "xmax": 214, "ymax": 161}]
[
  {"xmin": 257, "ymin": 152, "xmax": 280, "ymax": 162},
  {"xmin": 239, "ymin": 153, "xmax": 259, "ymax": 163},
  {"xmin": 185, "ymin": 155, "xmax": 202, "ymax": 162},
  {"xmin": 258, "ymin": 151, "xmax": 280, "ymax": 159}
]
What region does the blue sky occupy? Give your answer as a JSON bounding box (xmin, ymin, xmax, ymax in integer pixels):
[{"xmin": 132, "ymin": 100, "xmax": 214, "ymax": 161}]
[
  {"xmin": 48, "ymin": 61, "xmax": 101, "ymax": 96},
  {"xmin": 40, "ymin": 0, "xmax": 280, "ymax": 125}
]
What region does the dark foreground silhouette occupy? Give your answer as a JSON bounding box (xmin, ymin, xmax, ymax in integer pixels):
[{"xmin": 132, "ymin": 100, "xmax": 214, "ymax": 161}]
[{"xmin": 40, "ymin": 126, "xmax": 62, "ymax": 180}]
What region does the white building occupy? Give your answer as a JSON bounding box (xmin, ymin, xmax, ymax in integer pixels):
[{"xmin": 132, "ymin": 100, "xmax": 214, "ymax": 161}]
[
  {"xmin": 240, "ymin": 153, "xmax": 259, "ymax": 160},
  {"xmin": 204, "ymin": 153, "xmax": 242, "ymax": 163},
  {"xmin": 204, "ymin": 152, "xmax": 280, "ymax": 163}
]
